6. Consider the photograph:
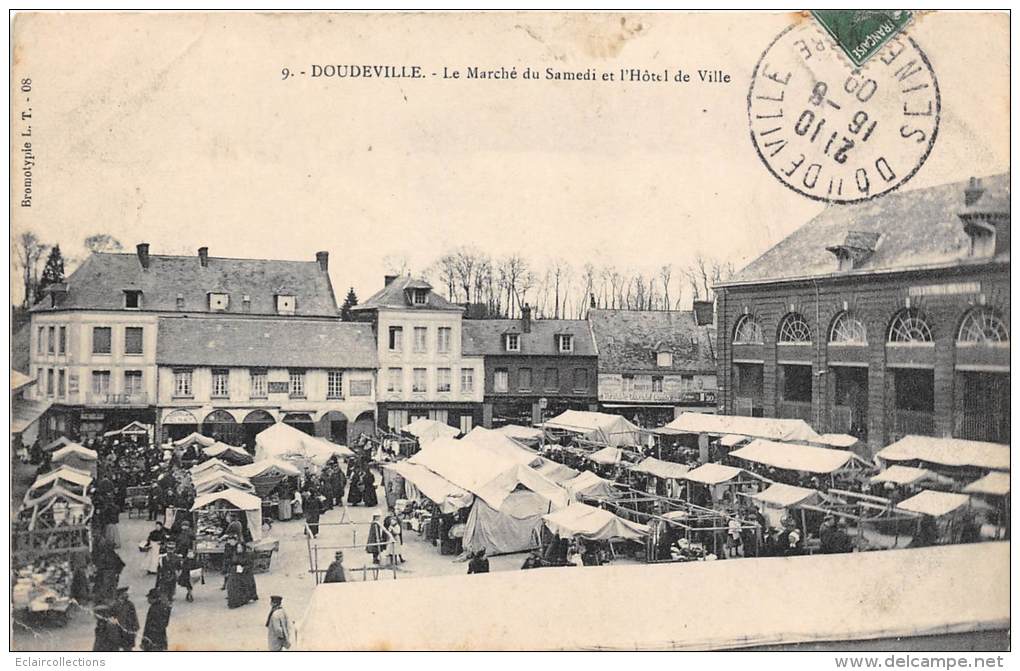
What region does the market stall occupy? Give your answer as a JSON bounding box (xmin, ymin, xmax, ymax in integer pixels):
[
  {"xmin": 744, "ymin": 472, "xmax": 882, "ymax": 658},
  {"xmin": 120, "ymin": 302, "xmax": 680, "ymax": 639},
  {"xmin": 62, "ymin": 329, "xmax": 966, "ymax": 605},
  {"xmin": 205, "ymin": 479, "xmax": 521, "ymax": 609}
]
[
  {"xmin": 876, "ymin": 435, "xmax": 1010, "ymax": 476},
  {"xmin": 187, "ymin": 489, "xmax": 278, "ymax": 580},
  {"xmin": 401, "ymin": 417, "xmax": 461, "ymax": 445},
  {"xmin": 655, "ymin": 413, "xmax": 822, "ymax": 443},
  {"xmin": 175, "ymin": 432, "xmax": 217, "ymax": 449},
  {"xmin": 681, "ymin": 463, "xmax": 767, "ymax": 507},
  {"xmin": 192, "ymin": 470, "xmax": 256, "ymax": 495},
  {"xmin": 462, "ymin": 426, "xmax": 542, "ymax": 466},
  {"xmin": 749, "ymin": 483, "xmax": 820, "ymax": 529},
  {"xmin": 729, "ymin": 439, "xmax": 873, "ymax": 486},
  {"xmin": 25, "ymin": 466, "xmax": 93, "ymax": 502},
  {"xmin": 896, "ymin": 490, "xmax": 977, "ymax": 546},
  {"xmin": 104, "ymin": 421, "xmax": 152, "ymax": 441},
  {"xmin": 629, "ymin": 457, "xmax": 691, "ymax": 497},
  {"xmin": 43, "ymin": 436, "xmax": 75, "ymax": 453},
  {"xmin": 532, "ymin": 458, "xmax": 579, "ymax": 485},
  {"xmin": 495, "ymin": 424, "xmax": 545, "ymax": 448},
  {"xmin": 255, "ymin": 422, "xmax": 355, "ymax": 473},
  {"xmin": 561, "ymin": 471, "xmax": 618, "ymax": 499},
  {"xmin": 203, "ymin": 442, "xmax": 255, "ymax": 466},
  {"xmin": 190, "ymin": 457, "xmax": 235, "ymax": 477},
  {"xmin": 235, "ymin": 458, "xmax": 302, "ymax": 497},
  {"xmin": 50, "ymin": 443, "xmax": 99, "ymax": 476},
  {"xmin": 870, "ymin": 465, "xmax": 956, "ymax": 495},
  {"xmin": 540, "ymin": 410, "xmax": 642, "ymax": 447},
  {"xmin": 542, "ymin": 501, "xmax": 648, "ymax": 560},
  {"xmin": 963, "ymin": 473, "xmax": 1010, "ymax": 539}
]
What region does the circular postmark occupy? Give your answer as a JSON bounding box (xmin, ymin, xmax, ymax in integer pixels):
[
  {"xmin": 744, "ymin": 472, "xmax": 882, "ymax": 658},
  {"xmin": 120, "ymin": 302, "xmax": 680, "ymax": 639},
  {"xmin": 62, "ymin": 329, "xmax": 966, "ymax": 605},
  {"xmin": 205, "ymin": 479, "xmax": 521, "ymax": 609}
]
[{"xmin": 748, "ymin": 22, "xmax": 940, "ymax": 204}]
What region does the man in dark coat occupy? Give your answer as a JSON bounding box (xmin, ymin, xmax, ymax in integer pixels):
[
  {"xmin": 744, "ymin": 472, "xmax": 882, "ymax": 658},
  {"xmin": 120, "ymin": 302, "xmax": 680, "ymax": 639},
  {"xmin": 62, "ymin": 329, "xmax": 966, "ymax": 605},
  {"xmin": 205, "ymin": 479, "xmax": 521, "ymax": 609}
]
[
  {"xmin": 323, "ymin": 551, "xmax": 347, "ymax": 583},
  {"xmin": 304, "ymin": 489, "xmax": 322, "ymax": 538},
  {"xmin": 155, "ymin": 542, "xmax": 181, "ymax": 601},
  {"xmin": 93, "ymin": 539, "xmax": 125, "ymax": 604},
  {"xmin": 361, "ymin": 468, "xmax": 378, "ymax": 508},
  {"xmin": 347, "ymin": 467, "xmax": 364, "ymax": 506},
  {"xmin": 365, "ymin": 513, "xmax": 386, "ymax": 564},
  {"xmin": 141, "ymin": 588, "xmax": 172, "ymax": 652},
  {"xmin": 467, "ymin": 548, "xmax": 490, "ymax": 574},
  {"xmin": 92, "ymin": 603, "xmax": 120, "ymax": 652},
  {"xmin": 112, "ymin": 586, "xmax": 139, "ymax": 650}
]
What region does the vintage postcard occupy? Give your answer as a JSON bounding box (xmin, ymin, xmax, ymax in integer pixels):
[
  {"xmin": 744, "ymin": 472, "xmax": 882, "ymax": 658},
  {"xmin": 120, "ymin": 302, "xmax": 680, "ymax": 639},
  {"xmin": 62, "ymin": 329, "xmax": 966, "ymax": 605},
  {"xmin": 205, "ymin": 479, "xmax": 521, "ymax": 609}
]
[{"xmin": 8, "ymin": 10, "xmax": 1011, "ymax": 655}]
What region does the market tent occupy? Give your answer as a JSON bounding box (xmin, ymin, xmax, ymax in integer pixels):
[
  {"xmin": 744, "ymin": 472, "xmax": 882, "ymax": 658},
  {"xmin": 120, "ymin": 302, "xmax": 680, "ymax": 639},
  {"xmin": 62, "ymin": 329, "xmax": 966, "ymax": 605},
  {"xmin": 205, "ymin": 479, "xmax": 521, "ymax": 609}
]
[
  {"xmin": 12, "ymin": 397, "xmax": 51, "ymax": 435},
  {"xmin": 815, "ymin": 434, "xmax": 860, "ymax": 449},
  {"xmin": 682, "ymin": 463, "xmax": 748, "ymax": 485},
  {"xmin": 43, "ymin": 436, "xmax": 74, "ymax": 453},
  {"xmin": 718, "ymin": 434, "xmax": 749, "ymax": 448},
  {"xmin": 21, "ymin": 485, "xmax": 93, "ymax": 526},
  {"xmin": 496, "ymin": 424, "xmax": 544, "ymax": 445},
  {"xmin": 655, "ymin": 413, "xmax": 822, "ymax": 444},
  {"xmin": 751, "ymin": 483, "xmax": 818, "ymax": 508},
  {"xmin": 51, "ymin": 444, "xmax": 98, "ymax": 475},
  {"xmin": 297, "ymin": 542, "xmax": 1009, "ymax": 651},
  {"xmin": 540, "ymin": 410, "xmax": 642, "ymax": 447},
  {"xmin": 877, "ymin": 436, "xmax": 1010, "ymax": 472},
  {"xmin": 408, "ymin": 437, "xmax": 521, "ymax": 504},
  {"xmin": 897, "ymin": 490, "xmax": 972, "ymax": 518},
  {"xmin": 630, "ymin": 457, "xmax": 691, "ymax": 480},
  {"xmin": 174, "ymin": 432, "xmax": 216, "ymax": 448},
  {"xmin": 402, "ymin": 418, "xmax": 460, "ymax": 445},
  {"xmin": 543, "ymin": 502, "xmax": 648, "ymax": 541},
  {"xmin": 533, "ymin": 458, "xmax": 580, "ymax": 485},
  {"xmin": 589, "ymin": 446, "xmax": 624, "ymax": 465},
  {"xmin": 462, "ymin": 426, "xmax": 541, "ymax": 466},
  {"xmin": 203, "ymin": 442, "xmax": 255, "ymax": 465},
  {"xmin": 963, "ymin": 472, "xmax": 1011, "ymax": 497},
  {"xmin": 474, "ymin": 464, "xmax": 569, "ymax": 512},
  {"xmin": 191, "ymin": 458, "xmax": 234, "ymax": 475},
  {"xmin": 104, "ymin": 421, "xmax": 151, "ymax": 438},
  {"xmin": 193, "ymin": 471, "xmax": 256, "ymax": 495},
  {"xmin": 384, "ymin": 461, "xmax": 474, "ymax": 513},
  {"xmin": 235, "ymin": 458, "xmax": 302, "ymax": 497},
  {"xmin": 191, "ymin": 489, "xmax": 263, "ymax": 540},
  {"xmin": 27, "ymin": 466, "xmax": 93, "ymax": 500},
  {"xmin": 870, "ymin": 466, "xmax": 954, "ymax": 488},
  {"xmin": 255, "ymin": 423, "xmax": 354, "ymax": 472},
  {"xmin": 562, "ymin": 471, "xmax": 618, "ymax": 499},
  {"xmin": 730, "ymin": 439, "xmax": 869, "ymax": 475}
]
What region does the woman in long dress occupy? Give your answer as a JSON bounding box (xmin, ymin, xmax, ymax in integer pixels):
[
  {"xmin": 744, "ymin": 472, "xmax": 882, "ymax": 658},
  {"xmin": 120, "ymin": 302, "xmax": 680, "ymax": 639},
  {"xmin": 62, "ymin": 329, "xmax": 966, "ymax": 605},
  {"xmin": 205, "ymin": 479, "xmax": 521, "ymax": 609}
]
[
  {"xmin": 361, "ymin": 468, "xmax": 378, "ymax": 508},
  {"xmin": 142, "ymin": 522, "xmax": 166, "ymax": 575},
  {"xmin": 226, "ymin": 543, "xmax": 258, "ymax": 608},
  {"xmin": 346, "ymin": 468, "xmax": 364, "ymax": 506}
]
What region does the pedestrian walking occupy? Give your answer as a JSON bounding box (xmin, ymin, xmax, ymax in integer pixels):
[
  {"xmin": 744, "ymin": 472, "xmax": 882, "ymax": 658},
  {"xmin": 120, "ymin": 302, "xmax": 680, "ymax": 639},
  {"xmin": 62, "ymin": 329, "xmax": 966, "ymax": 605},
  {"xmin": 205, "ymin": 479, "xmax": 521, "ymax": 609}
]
[
  {"xmin": 365, "ymin": 513, "xmax": 386, "ymax": 565},
  {"xmin": 303, "ymin": 489, "xmax": 321, "ymax": 538},
  {"xmin": 92, "ymin": 603, "xmax": 120, "ymax": 652},
  {"xmin": 266, "ymin": 595, "xmax": 292, "ymax": 651},
  {"xmin": 141, "ymin": 588, "xmax": 172, "ymax": 651},
  {"xmin": 112, "ymin": 586, "xmax": 139, "ymax": 650}
]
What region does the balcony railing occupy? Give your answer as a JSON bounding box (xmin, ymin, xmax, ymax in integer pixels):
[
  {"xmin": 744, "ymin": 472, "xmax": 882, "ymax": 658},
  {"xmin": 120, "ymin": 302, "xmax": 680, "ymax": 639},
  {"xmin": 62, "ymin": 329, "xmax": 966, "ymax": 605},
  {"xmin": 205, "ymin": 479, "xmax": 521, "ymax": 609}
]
[
  {"xmin": 86, "ymin": 392, "xmax": 149, "ymax": 406},
  {"xmin": 777, "ymin": 400, "xmax": 814, "ymax": 423},
  {"xmin": 889, "ymin": 408, "xmax": 936, "ymax": 438}
]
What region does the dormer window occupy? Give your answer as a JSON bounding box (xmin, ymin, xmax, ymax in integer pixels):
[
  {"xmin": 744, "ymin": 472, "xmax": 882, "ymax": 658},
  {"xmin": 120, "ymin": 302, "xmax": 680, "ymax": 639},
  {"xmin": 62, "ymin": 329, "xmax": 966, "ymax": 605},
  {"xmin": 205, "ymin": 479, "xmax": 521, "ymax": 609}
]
[
  {"xmin": 826, "ymin": 231, "xmax": 880, "ymax": 272},
  {"xmin": 967, "ymin": 222, "xmax": 996, "ymax": 258},
  {"xmin": 209, "ymin": 292, "xmax": 229, "ymax": 311},
  {"xmin": 242, "ymin": 295, "xmax": 251, "ymax": 313},
  {"xmin": 505, "ymin": 333, "xmax": 521, "ymax": 352},
  {"xmin": 176, "ymin": 293, "xmax": 185, "ymax": 310},
  {"xmin": 656, "ymin": 351, "xmax": 673, "ymax": 367},
  {"xmin": 123, "ymin": 290, "xmax": 142, "ymax": 310},
  {"xmin": 557, "ymin": 334, "xmax": 574, "ymax": 353},
  {"xmin": 412, "ymin": 289, "xmax": 428, "ymax": 305},
  {"xmin": 276, "ymin": 294, "xmax": 295, "ymax": 315}
]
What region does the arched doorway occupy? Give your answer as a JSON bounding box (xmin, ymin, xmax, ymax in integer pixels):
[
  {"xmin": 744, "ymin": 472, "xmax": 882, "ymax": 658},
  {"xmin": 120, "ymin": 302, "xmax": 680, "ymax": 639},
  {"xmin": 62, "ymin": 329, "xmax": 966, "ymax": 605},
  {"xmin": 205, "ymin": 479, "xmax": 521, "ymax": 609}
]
[
  {"xmin": 162, "ymin": 409, "xmax": 198, "ymax": 442},
  {"xmin": 202, "ymin": 409, "xmax": 243, "ymax": 445},
  {"xmin": 350, "ymin": 411, "xmax": 376, "ymax": 446},
  {"xmin": 282, "ymin": 412, "xmax": 316, "ymax": 436},
  {"xmin": 317, "ymin": 410, "xmax": 349, "ymax": 445},
  {"xmin": 243, "ymin": 410, "xmax": 276, "ymax": 453}
]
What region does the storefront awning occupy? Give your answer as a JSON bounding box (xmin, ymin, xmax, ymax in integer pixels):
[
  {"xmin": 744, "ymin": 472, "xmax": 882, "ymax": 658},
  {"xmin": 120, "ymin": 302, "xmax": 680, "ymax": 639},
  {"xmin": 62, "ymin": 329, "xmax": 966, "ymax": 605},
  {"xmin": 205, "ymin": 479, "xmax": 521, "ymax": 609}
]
[{"xmin": 12, "ymin": 398, "xmax": 51, "ymax": 435}]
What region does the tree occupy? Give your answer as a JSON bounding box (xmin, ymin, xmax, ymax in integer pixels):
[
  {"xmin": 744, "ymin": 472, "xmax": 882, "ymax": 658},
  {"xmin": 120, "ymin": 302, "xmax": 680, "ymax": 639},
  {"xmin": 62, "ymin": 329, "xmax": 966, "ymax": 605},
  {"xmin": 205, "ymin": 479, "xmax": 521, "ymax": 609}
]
[
  {"xmin": 38, "ymin": 245, "xmax": 66, "ymax": 295},
  {"xmin": 84, "ymin": 233, "xmax": 123, "ymax": 254},
  {"xmin": 340, "ymin": 287, "xmax": 359, "ymax": 321},
  {"xmin": 14, "ymin": 231, "xmax": 47, "ymax": 307}
]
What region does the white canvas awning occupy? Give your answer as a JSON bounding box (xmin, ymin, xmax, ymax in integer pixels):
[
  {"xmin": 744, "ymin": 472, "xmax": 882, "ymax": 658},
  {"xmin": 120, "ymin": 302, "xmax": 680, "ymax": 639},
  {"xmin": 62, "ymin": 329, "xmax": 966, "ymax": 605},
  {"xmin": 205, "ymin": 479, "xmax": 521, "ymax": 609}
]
[
  {"xmin": 630, "ymin": 457, "xmax": 691, "ymax": 480},
  {"xmin": 655, "ymin": 413, "xmax": 821, "ymax": 443},
  {"xmin": 193, "ymin": 471, "xmax": 255, "ymax": 494},
  {"xmin": 541, "ymin": 410, "xmax": 642, "ymax": 447},
  {"xmin": 462, "ymin": 426, "xmax": 541, "ymax": 466},
  {"xmin": 496, "ymin": 424, "xmax": 544, "ymax": 443},
  {"xmin": 401, "ymin": 418, "xmax": 460, "ymax": 444},
  {"xmin": 543, "ymin": 502, "xmax": 648, "ymax": 541},
  {"xmin": 877, "ymin": 436, "xmax": 1010, "ymax": 472},
  {"xmin": 682, "ymin": 463, "xmax": 750, "ymax": 486},
  {"xmin": 27, "ymin": 466, "xmax": 93, "ymax": 496},
  {"xmin": 897, "ymin": 490, "xmax": 972, "ymax": 517},
  {"xmin": 191, "ymin": 458, "xmax": 234, "ymax": 475},
  {"xmin": 191, "ymin": 489, "xmax": 263, "ymax": 540},
  {"xmin": 533, "ymin": 458, "xmax": 580, "ymax": 485},
  {"xmin": 730, "ymin": 439, "xmax": 869, "ymax": 474},
  {"xmin": 751, "ymin": 483, "xmax": 818, "ymax": 508},
  {"xmin": 12, "ymin": 397, "xmax": 51, "ymax": 435},
  {"xmin": 718, "ymin": 434, "xmax": 749, "ymax": 448},
  {"xmin": 104, "ymin": 421, "xmax": 151, "ymax": 437},
  {"xmin": 588, "ymin": 446, "xmax": 624, "ymax": 465},
  {"xmin": 174, "ymin": 432, "xmax": 216, "ymax": 448},
  {"xmin": 815, "ymin": 434, "xmax": 860, "ymax": 449},
  {"xmin": 296, "ymin": 542, "xmax": 1009, "ymax": 651},
  {"xmin": 384, "ymin": 461, "xmax": 474, "ymax": 512},
  {"xmin": 235, "ymin": 458, "xmax": 302, "ymax": 479},
  {"xmin": 51, "ymin": 443, "xmax": 98, "ymax": 463},
  {"xmin": 203, "ymin": 442, "xmax": 255, "ymax": 464},
  {"xmin": 962, "ymin": 472, "xmax": 1011, "ymax": 497},
  {"xmin": 561, "ymin": 471, "xmax": 617, "ymax": 498},
  {"xmin": 870, "ymin": 466, "xmax": 953, "ymax": 487},
  {"xmin": 255, "ymin": 423, "xmax": 354, "ymax": 471},
  {"xmin": 43, "ymin": 436, "xmax": 74, "ymax": 452}
]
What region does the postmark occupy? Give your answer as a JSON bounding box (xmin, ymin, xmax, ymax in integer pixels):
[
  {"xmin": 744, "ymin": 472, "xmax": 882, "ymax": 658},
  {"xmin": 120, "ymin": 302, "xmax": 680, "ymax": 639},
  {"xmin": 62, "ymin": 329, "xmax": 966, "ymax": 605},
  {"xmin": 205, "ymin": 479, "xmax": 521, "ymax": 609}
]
[{"xmin": 747, "ymin": 22, "xmax": 940, "ymax": 204}]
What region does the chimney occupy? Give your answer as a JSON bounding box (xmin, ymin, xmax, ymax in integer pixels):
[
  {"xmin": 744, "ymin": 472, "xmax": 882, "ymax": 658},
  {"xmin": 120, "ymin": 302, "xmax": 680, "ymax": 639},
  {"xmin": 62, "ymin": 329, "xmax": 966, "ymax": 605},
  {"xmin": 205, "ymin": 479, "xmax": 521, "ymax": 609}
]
[
  {"xmin": 384, "ymin": 274, "xmax": 398, "ymax": 286},
  {"xmin": 964, "ymin": 177, "xmax": 985, "ymax": 207},
  {"xmin": 198, "ymin": 247, "xmax": 209, "ymax": 267},
  {"xmin": 693, "ymin": 300, "xmax": 715, "ymax": 326},
  {"xmin": 315, "ymin": 251, "xmax": 329, "ymax": 272},
  {"xmin": 136, "ymin": 243, "xmax": 150, "ymax": 269},
  {"xmin": 521, "ymin": 303, "xmax": 532, "ymax": 333}
]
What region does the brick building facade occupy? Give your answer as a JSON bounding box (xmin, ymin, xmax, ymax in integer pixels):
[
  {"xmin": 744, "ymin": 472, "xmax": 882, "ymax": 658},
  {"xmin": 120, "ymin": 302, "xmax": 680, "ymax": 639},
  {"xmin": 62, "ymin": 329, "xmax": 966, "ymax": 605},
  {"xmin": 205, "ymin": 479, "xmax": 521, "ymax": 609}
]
[{"xmin": 715, "ymin": 174, "xmax": 1010, "ymax": 454}]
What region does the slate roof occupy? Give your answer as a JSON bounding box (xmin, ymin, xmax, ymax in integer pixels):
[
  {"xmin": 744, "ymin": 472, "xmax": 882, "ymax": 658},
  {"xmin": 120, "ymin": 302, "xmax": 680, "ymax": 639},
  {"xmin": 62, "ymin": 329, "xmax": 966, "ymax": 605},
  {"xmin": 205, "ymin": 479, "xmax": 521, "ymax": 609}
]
[
  {"xmin": 31, "ymin": 251, "xmax": 338, "ymax": 316},
  {"xmin": 462, "ymin": 319, "xmax": 596, "ymax": 357},
  {"xmin": 352, "ymin": 275, "xmax": 464, "ymax": 312},
  {"xmin": 588, "ymin": 309, "xmax": 716, "ymax": 374},
  {"xmin": 725, "ymin": 173, "xmax": 1010, "ymax": 286},
  {"xmin": 156, "ymin": 317, "xmax": 378, "ymax": 368}
]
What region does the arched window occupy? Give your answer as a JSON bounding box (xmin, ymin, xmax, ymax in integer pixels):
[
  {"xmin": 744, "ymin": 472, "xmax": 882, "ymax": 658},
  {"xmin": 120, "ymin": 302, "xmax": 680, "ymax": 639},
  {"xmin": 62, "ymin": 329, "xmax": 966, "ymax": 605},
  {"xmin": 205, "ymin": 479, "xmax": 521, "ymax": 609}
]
[
  {"xmin": 733, "ymin": 314, "xmax": 764, "ymax": 345},
  {"xmin": 888, "ymin": 309, "xmax": 933, "ymax": 343},
  {"xmin": 829, "ymin": 312, "xmax": 868, "ymax": 345},
  {"xmin": 778, "ymin": 313, "xmax": 812, "ymax": 343},
  {"xmin": 957, "ymin": 307, "xmax": 1009, "ymax": 344}
]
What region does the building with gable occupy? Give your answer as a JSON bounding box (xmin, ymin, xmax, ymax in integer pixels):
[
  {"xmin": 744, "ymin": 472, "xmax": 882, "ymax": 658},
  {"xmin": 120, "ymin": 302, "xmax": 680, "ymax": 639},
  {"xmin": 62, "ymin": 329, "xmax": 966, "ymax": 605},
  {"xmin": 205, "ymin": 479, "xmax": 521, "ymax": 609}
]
[{"xmin": 714, "ymin": 173, "xmax": 1010, "ymax": 453}]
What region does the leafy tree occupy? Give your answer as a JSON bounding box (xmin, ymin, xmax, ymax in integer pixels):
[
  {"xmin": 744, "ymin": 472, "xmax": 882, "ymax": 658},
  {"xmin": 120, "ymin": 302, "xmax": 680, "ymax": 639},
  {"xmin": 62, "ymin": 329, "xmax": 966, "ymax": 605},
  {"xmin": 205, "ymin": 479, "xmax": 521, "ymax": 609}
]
[
  {"xmin": 38, "ymin": 245, "xmax": 65, "ymax": 295},
  {"xmin": 84, "ymin": 233, "xmax": 123, "ymax": 254},
  {"xmin": 340, "ymin": 287, "xmax": 359, "ymax": 321}
]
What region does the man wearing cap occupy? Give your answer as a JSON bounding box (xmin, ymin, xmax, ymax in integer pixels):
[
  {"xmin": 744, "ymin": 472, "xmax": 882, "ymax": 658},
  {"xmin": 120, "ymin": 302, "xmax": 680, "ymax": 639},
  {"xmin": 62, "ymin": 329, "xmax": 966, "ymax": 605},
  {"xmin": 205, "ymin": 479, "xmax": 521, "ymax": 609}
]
[
  {"xmin": 141, "ymin": 588, "xmax": 172, "ymax": 652},
  {"xmin": 112, "ymin": 585, "xmax": 139, "ymax": 650},
  {"xmin": 265, "ymin": 595, "xmax": 292, "ymax": 651},
  {"xmin": 365, "ymin": 513, "xmax": 386, "ymax": 565},
  {"xmin": 323, "ymin": 551, "xmax": 347, "ymax": 583}
]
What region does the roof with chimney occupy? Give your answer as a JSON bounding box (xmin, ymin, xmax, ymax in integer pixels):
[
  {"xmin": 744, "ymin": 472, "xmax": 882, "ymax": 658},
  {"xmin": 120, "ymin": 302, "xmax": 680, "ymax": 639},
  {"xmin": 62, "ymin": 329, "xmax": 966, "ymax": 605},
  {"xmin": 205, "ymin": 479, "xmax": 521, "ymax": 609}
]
[
  {"xmin": 723, "ymin": 172, "xmax": 1010, "ymax": 286},
  {"xmin": 588, "ymin": 309, "xmax": 716, "ymax": 375},
  {"xmin": 157, "ymin": 317, "xmax": 378, "ymax": 368},
  {"xmin": 351, "ymin": 275, "xmax": 464, "ymax": 312},
  {"xmin": 462, "ymin": 318, "xmax": 596, "ymax": 356},
  {"xmin": 30, "ymin": 248, "xmax": 338, "ymax": 316}
]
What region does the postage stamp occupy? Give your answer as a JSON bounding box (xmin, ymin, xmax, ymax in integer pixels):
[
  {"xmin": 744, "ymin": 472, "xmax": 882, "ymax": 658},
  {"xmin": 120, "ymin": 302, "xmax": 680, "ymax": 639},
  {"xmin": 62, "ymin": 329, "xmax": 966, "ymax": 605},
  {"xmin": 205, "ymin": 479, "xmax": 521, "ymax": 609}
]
[
  {"xmin": 811, "ymin": 10, "xmax": 914, "ymax": 67},
  {"xmin": 747, "ymin": 21, "xmax": 940, "ymax": 204}
]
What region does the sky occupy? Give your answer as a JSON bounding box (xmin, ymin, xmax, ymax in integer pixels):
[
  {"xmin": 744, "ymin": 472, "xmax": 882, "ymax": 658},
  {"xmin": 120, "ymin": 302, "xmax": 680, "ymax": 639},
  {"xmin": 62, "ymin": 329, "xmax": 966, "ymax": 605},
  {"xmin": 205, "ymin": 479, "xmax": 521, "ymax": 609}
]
[{"xmin": 9, "ymin": 11, "xmax": 1010, "ymax": 306}]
